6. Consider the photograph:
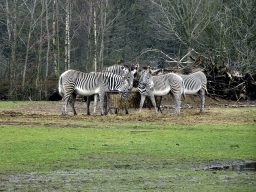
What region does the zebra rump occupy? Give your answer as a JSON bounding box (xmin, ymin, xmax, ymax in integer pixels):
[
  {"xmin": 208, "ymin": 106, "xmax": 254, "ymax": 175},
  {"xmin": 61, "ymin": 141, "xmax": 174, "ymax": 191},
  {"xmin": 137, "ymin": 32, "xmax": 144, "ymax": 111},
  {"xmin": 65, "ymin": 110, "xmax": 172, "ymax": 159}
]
[{"xmin": 178, "ymin": 71, "xmax": 208, "ymax": 112}]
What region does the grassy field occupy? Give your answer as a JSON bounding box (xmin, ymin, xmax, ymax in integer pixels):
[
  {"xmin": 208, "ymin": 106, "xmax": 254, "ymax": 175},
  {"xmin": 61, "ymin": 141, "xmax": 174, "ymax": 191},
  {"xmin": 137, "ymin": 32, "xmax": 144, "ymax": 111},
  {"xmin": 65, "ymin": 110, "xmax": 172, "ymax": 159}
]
[{"xmin": 0, "ymin": 101, "xmax": 256, "ymax": 191}]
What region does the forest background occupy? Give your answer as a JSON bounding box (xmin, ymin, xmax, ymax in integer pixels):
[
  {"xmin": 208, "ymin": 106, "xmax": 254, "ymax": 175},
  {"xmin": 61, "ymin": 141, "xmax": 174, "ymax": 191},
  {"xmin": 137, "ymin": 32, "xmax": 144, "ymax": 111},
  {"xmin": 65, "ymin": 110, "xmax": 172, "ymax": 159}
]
[{"xmin": 0, "ymin": 0, "xmax": 255, "ymax": 100}]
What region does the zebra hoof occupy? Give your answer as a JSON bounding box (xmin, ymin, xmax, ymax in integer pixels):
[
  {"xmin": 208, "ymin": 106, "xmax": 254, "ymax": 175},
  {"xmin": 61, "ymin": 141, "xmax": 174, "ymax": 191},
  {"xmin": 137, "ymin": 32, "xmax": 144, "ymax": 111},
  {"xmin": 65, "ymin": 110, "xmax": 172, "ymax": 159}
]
[{"xmin": 173, "ymin": 111, "xmax": 180, "ymax": 115}]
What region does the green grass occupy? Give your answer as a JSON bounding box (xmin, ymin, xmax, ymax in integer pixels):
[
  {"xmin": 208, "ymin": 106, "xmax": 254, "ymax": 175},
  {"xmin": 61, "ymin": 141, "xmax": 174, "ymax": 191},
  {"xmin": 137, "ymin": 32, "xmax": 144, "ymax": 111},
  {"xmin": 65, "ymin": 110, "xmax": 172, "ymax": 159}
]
[
  {"xmin": 0, "ymin": 101, "xmax": 46, "ymax": 108},
  {"xmin": 0, "ymin": 102, "xmax": 255, "ymax": 191},
  {"xmin": 1, "ymin": 124, "xmax": 255, "ymax": 173}
]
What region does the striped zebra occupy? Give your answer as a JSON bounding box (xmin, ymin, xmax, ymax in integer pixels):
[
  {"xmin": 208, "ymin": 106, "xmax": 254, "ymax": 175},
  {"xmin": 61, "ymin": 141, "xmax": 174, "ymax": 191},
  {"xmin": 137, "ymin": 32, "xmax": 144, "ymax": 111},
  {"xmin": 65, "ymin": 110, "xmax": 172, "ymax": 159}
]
[
  {"xmin": 102, "ymin": 64, "xmax": 138, "ymax": 87},
  {"xmin": 179, "ymin": 71, "xmax": 208, "ymax": 112},
  {"xmin": 138, "ymin": 68, "xmax": 184, "ymax": 115},
  {"xmin": 58, "ymin": 70, "xmax": 131, "ymax": 116},
  {"xmin": 85, "ymin": 64, "xmax": 138, "ymax": 115}
]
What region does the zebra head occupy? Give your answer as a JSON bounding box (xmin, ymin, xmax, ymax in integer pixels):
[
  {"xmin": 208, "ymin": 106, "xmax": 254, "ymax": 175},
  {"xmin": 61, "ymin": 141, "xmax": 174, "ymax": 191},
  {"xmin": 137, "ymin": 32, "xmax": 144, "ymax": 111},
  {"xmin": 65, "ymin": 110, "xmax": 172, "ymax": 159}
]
[
  {"xmin": 121, "ymin": 65, "xmax": 135, "ymax": 88},
  {"xmin": 138, "ymin": 68, "xmax": 155, "ymax": 94},
  {"xmin": 131, "ymin": 63, "xmax": 139, "ymax": 78},
  {"xmin": 115, "ymin": 76, "xmax": 132, "ymax": 101}
]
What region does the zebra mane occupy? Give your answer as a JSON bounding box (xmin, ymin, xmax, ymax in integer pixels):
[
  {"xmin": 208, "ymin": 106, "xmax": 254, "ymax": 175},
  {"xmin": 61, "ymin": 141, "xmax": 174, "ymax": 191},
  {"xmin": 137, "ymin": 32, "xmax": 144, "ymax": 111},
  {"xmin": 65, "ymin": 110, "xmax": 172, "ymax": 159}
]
[
  {"xmin": 138, "ymin": 66, "xmax": 152, "ymax": 75},
  {"xmin": 102, "ymin": 64, "xmax": 131, "ymax": 72}
]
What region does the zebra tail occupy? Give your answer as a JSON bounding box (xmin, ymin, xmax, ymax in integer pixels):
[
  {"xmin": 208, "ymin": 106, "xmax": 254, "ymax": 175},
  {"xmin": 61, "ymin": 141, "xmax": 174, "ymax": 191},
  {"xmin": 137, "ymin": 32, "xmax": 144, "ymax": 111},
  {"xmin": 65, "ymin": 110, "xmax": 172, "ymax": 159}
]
[
  {"xmin": 181, "ymin": 81, "xmax": 186, "ymax": 100},
  {"xmin": 58, "ymin": 76, "xmax": 64, "ymax": 97},
  {"xmin": 205, "ymin": 87, "xmax": 209, "ymax": 95}
]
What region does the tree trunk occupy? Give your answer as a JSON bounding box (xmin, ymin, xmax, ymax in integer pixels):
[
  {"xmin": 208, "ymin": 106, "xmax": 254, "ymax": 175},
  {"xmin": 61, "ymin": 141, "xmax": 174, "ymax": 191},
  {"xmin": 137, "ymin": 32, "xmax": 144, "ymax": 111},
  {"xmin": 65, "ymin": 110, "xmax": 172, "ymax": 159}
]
[
  {"xmin": 37, "ymin": 0, "xmax": 45, "ymax": 91},
  {"xmin": 52, "ymin": 0, "xmax": 60, "ymax": 76},
  {"xmin": 44, "ymin": 0, "xmax": 51, "ymax": 98},
  {"xmin": 94, "ymin": 4, "xmax": 97, "ymax": 72},
  {"xmin": 6, "ymin": 0, "xmax": 12, "ymax": 97},
  {"xmin": 22, "ymin": 0, "xmax": 37, "ymax": 92},
  {"xmin": 86, "ymin": 2, "xmax": 93, "ymax": 72},
  {"xmin": 65, "ymin": 0, "xmax": 71, "ymax": 70},
  {"xmin": 99, "ymin": 0, "xmax": 107, "ymax": 70}
]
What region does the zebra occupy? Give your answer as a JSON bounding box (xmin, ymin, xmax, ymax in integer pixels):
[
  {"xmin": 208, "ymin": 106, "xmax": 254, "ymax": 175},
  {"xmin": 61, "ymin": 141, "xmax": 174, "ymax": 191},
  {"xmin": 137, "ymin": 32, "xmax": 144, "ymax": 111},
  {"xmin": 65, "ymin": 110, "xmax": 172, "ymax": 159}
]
[
  {"xmin": 85, "ymin": 64, "xmax": 138, "ymax": 115},
  {"xmin": 178, "ymin": 70, "xmax": 208, "ymax": 112},
  {"xmin": 102, "ymin": 64, "xmax": 138, "ymax": 89},
  {"xmin": 58, "ymin": 70, "xmax": 131, "ymax": 116},
  {"xmin": 138, "ymin": 68, "xmax": 184, "ymax": 115},
  {"xmin": 155, "ymin": 69, "xmax": 208, "ymax": 113}
]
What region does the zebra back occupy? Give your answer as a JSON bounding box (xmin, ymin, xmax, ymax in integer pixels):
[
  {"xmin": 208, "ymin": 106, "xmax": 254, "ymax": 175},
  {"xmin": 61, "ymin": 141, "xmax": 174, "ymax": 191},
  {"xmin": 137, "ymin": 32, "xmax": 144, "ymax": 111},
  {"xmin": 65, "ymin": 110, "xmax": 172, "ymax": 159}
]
[
  {"xmin": 179, "ymin": 71, "xmax": 207, "ymax": 94},
  {"xmin": 59, "ymin": 70, "xmax": 131, "ymax": 95},
  {"xmin": 102, "ymin": 65, "xmax": 136, "ymax": 87}
]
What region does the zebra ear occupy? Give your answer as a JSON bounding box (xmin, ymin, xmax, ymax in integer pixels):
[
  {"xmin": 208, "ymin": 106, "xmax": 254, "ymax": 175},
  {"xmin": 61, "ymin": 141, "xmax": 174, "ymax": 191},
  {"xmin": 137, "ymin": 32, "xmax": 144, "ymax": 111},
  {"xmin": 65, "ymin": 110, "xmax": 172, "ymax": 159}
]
[{"xmin": 147, "ymin": 66, "xmax": 151, "ymax": 73}]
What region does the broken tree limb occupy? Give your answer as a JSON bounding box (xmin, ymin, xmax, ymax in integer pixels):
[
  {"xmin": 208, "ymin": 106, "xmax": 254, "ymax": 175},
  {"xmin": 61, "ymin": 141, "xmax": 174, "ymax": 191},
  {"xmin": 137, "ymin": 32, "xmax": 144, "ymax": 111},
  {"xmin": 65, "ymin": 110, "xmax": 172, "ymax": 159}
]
[
  {"xmin": 232, "ymin": 82, "xmax": 245, "ymax": 89},
  {"xmin": 136, "ymin": 48, "xmax": 197, "ymax": 68},
  {"xmin": 207, "ymin": 94, "xmax": 220, "ymax": 102}
]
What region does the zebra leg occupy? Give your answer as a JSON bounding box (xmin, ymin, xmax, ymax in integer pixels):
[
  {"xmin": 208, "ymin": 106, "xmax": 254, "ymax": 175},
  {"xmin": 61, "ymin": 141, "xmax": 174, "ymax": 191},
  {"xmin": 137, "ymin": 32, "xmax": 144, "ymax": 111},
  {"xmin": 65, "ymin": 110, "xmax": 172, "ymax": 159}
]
[
  {"xmin": 123, "ymin": 93, "xmax": 129, "ymax": 114},
  {"xmin": 198, "ymin": 89, "xmax": 205, "ymax": 113},
  {"xmin": 62, "ymin": 96, "xmax": 69, "ymax": 116},
  {"xmin": 172, "ymin": 93, "xmax": 181, "ymax": 115},
  {"xmin": 99, "ymin": 92, "xmax": 107, "ymax": 116},
  {"xmin": 158, "ymin": 96, "xmax": 163, "ymax": 113},
  {"xmin": 93, "ymin": 94, "xmax": 98, "ymax": 115},
  {"xmin": 104, "ymin": 93, "xmax": 109, "ymax": 115},
  {"xmin": 86, "ymin": 96, "xmax": 91, "ymax": 115},
  {"xmin": 124, "ymin": 100, "xmax": 129, "ymax": 114},
  {"xmin": 62, "ymin": 81, "xmax": 75, "ymax": 116},
  {"xmin": 69, "ymin": 93, "xmax": 77, "ymax": 115},
  {"xmin": 149, "ymin": 94, "xmax": 158, "ymax": 116},
  {"xmin": 139, "ymin": 94, "xmax": 146, "ymax": 112},
  {"xmin": 120, "ymin": 91, "xmax": 129, "ymax": 114}
]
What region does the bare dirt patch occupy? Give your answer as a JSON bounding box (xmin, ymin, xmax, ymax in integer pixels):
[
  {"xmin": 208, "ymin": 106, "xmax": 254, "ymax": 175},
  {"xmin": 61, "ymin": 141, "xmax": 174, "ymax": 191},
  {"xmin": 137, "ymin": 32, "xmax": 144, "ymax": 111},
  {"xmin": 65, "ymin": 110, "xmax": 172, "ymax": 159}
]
[{"xmin": 0, "ymin": 95, "xmax": 255, "ymax": 127}]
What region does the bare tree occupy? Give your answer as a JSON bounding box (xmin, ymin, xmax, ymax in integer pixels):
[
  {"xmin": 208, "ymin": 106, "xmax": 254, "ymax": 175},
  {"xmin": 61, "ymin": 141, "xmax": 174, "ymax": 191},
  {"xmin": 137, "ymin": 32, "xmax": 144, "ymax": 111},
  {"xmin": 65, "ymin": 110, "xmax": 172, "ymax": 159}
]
[
  {"xmin": 208, "ymin": 0, "xmax": 256, "ymax": 73},
  {"xmin": 36, "ymin": 0, "xmax": 46, "ymax": 90},
  {"xmin": 65, "ymin": 0, "xmax": 71, "ymax": 70},
  {"xmin": 93, "ymin": 2, "xmax": 97, "ymax": 72},
  {"xmin": 22, "ymin": 0, "xmax": 38, "ymax": 91},
  {"xmin": 52, "ymin": 0, "xmax": 60, "ymax": 76},
  {"xmin": 150, "ymin": 0, "xmax": 214, "ymax": 57}
]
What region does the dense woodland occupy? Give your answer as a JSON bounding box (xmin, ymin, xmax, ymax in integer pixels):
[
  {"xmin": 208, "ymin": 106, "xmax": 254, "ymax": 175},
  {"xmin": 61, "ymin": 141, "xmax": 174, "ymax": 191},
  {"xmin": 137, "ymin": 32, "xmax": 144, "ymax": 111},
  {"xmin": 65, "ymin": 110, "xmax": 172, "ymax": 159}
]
[{"xmin": 0, "ymin": 0, "xmax": 255, "ymax": 100}]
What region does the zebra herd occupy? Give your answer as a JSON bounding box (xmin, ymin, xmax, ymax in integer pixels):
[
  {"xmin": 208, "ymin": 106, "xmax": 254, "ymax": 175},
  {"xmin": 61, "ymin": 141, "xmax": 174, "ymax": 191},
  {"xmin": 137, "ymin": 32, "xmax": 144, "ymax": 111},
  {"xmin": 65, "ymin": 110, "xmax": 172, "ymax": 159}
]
[{"xmin": 58, "ymin": 64, "xmax": 208, "ymax": 116}]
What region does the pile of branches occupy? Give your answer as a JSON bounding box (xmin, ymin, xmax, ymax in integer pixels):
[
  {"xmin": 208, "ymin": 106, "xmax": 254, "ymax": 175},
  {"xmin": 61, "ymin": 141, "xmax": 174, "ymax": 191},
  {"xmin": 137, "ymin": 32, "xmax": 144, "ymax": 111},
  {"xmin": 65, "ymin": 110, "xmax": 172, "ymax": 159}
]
[
  {"xmin": 136, "ymin": 48, "xmax": 256, "ymax": 101},
  {"xmin": 149, "ymin": 58, "xmax": 256, "ymax": 101},
  {"xmin": 192, "ymin": 57, "xmax": 256, "ymax": 101}
]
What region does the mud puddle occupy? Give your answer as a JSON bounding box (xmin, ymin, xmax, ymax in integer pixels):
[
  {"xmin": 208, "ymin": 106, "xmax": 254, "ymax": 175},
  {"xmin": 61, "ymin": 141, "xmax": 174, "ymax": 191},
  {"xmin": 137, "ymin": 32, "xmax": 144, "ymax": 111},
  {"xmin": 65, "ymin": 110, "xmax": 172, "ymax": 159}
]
[
  {"xmin": 208, "ymin": 162, "xmax": 256, "ymax": 171},
  {"xmin": 196, "ymin": 160, "xmax": 256, "ymax": 171}
]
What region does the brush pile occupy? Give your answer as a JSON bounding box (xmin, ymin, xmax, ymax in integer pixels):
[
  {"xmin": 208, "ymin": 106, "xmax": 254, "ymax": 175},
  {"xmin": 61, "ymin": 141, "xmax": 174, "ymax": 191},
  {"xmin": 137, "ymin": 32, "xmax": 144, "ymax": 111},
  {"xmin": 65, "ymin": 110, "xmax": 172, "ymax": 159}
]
[
  {"xmin": 149, "ymin": 56, "xmax": 256, "ymax": 101},
  {"xmin": 193, "ymin": 57, "xmax": 256, "ymax": 101}
]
